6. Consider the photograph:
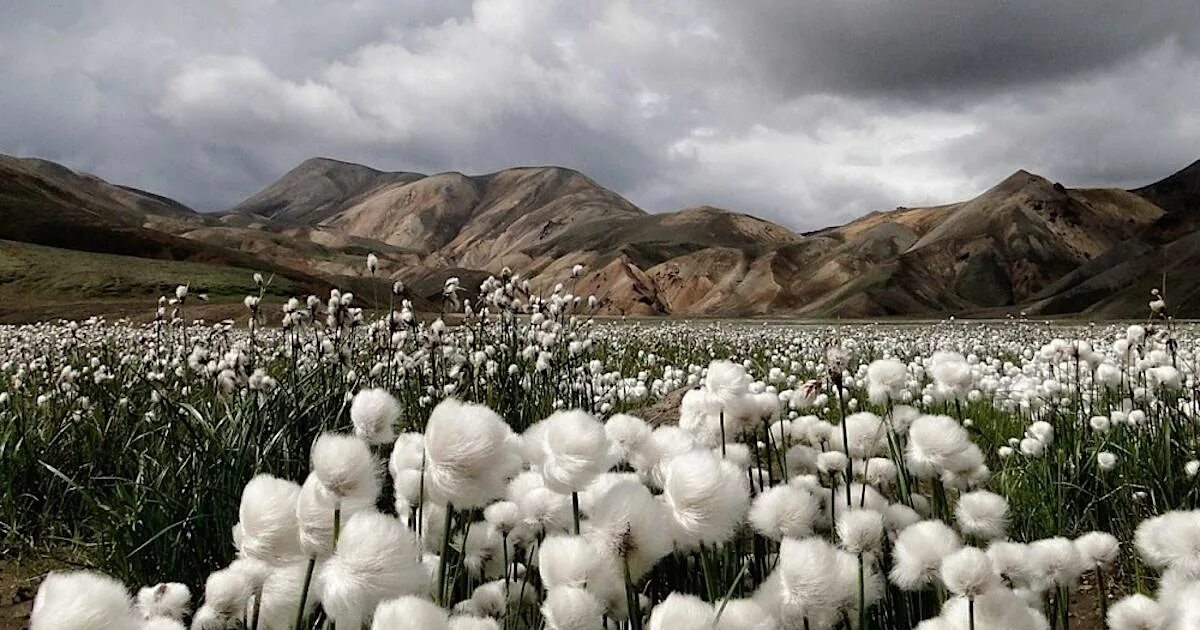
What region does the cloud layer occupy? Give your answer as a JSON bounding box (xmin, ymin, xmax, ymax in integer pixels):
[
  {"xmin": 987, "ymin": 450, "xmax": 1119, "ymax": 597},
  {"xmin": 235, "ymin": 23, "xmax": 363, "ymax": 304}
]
[{"xmin": 2, "ymin": 0, "xmax": 1198, "ymax": 228}]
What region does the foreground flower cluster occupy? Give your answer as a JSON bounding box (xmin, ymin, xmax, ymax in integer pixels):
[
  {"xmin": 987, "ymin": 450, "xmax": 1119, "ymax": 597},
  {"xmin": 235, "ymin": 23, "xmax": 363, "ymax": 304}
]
[
  {"xmin": 28, "ymin": 347, "xmax": 1200, "ymax": 629},
  {"xmin": 5, "ymin": 267, "xmax": 1200, "ymax": 629}
]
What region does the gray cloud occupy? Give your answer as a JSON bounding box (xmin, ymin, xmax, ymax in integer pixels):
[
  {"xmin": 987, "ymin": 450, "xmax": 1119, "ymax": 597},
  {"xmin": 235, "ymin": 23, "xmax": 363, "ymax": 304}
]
[{"xmin": 0, "ymin": 1, "xmax": 1197, "ymax": 230}]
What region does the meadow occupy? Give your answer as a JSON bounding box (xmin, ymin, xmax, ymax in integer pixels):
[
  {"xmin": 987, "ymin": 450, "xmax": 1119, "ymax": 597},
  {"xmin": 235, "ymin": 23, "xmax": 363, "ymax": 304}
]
[{"xmin": 3, "ymin": 272, "xmax": 1199, "ymax": 630}]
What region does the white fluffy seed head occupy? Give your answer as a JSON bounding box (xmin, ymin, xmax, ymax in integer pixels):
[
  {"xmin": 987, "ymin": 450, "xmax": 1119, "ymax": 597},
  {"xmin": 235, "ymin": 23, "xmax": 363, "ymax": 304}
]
[
  {"xmin": 389, "ymin": 433, "xmax": 425, "ymax": 477},
  {"xmin": 890, "ymin": 520, "xmax": 963, "ymax": 591},
  {"xmin": 867, "ymin": 359, "xmax": 908, "ymax": 403},
  {"xmin": 424, "ymin": 398, "xmax": 522, "ymax": 508},
  {"xmin": 1074, "ymin": 531, "xmax": 1120, "ymax": 568},
  {"xmin": 940, "ymin": 547, "xmax": 998, "ymax": 597},
  {"xmin": 31, "ymin": 571, "xmax": 134, "ymax": 630},
  {"xmin": 586, "ymin": 480, "xmax": 674, "ymax": 579},
  {"xmin": 319, "ymin": 511, "xmax": 428, "ymax": 627},
  {"xmin": 837, "ymin": 508, "xmax": 884, "ymax": 554},
  {"xmin": 954, "ymin": 490, "xmax": 1009, "ymax": 541},
  {"xmin": 236, "ymin": 474, "xmax": 305, "ymax": 565},
  {"xmin": 648, "ymin": 593, "xmax": 715, "ymax": 630},
  {"xmin": 939, "ymin": 587, "xmax": 1049, "ymax": 630},
  {"xmin": 350, "ymin": 388, "xmax": 400, "ymax": 445},
  {"xmin": 1106, "ymin": 593, "xmax": 1164, "ymax": 630},
  {"xmin": 679, "ymin": 388, "xmax": 737, "ymax": 448},
  {"xmin": 296, "ymin": 471, "xmax": 378, "ymax": 557},
  {"xmin": 311, "ymin": 433, "xmax": 378, "ymax": 498},
  {"xmin": 777, "ymin": 537, "xmax": 840, "ymax": 614},
  {"xmin": 135, "ymin": 582, "xmax": 191, "ymax": 621},
  {"xmin": 830, "ymin": 412, "xmax": 885, "ymax": 458},
  {"xmin": 713, "ymin": 598, "xmax": 776, "ymax": 630},
  {"xmin": 748, "ymin": 484, "xmax": 820, "ymax": 541},
  {"xmin": 1134, "ymin": 509, "xmax": 1200, "ymax": 573},
  {"xmin": 372, "ymin": 595, "xmax": 450, "ymax": 630},
  {"xmin": 203, "ymin": 566, "xmax": 252, "ymax": 619},
  {"xmin": 256, "ymin": 561, "xmax": 324, "ymax": 630},
  {"xmin": 1029, "ymin": 537, "xmax": 1086, "ymax": 588},
  {"xmin": 539, "ymin": 409, "xmax": 612, "ymax": 493},
  {"xmin": 906, "ymin": 415, "xmax": 973, "ymax": 479},
  {"xmin": 542, "ymin": 586, "xmax": 605, "ymax": 630},
  {"xmin": 605, "ymin": 413, "xmax": 652, "ymax": 463},
  {"xmin": 662, "ymin": 450, "xmax": 751, "ymax": 548}
]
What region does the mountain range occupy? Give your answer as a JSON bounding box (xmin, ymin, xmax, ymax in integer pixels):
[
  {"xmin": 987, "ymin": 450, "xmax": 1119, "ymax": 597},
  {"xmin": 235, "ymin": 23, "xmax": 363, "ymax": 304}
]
[{"xmin": 2, "ymin": 150, "xmax": 1199, "ymax": 321}]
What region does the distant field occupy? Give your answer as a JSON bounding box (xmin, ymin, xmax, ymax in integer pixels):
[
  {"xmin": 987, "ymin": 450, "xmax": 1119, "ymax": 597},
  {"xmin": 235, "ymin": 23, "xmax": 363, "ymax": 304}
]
[{"xmin": 0, "ymin": 239, "xmax": 297, "ymax": 322}]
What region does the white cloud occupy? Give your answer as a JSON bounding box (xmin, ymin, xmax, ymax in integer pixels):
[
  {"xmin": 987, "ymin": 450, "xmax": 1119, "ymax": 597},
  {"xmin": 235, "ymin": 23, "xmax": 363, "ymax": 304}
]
[{"xmin": 0, "ymin": 0, "xmax": 1197, "ymax": 226}]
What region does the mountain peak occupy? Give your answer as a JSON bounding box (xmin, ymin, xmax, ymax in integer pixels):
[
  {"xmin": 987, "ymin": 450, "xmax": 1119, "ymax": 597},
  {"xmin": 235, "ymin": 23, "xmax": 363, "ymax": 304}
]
[{"xmin": 990, "ymin": 169, "xmax": 1056, "ymax": 195}]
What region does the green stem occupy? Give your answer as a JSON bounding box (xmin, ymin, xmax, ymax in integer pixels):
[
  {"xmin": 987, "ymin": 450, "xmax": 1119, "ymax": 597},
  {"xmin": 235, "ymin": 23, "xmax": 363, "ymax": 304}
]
[
  {"xmin": 293, "ymin": 556, "xmax": 316, "ymax": 630},
  {"xmin": 437, "ymin": 503, "xmax": 455, "ymax": 605}
]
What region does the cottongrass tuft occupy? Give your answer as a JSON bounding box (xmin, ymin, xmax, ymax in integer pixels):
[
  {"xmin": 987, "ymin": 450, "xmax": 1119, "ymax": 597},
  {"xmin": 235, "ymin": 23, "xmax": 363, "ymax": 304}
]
[
  {"xmin": 311, "ymin": 433, "xmax": 378, "ymax": 498},
  {"xmin": 604, "ymin": 413, "xmax": 652, "ymax": 464},
  {"xmin": 350, "ymin": 388, "xmax": 400, "ymax": 445},
  {"xmin": 954, "ymin": 490, "xmax": 1009, "ymax": 541},
  {"xmin": 890, "ymin": 520, "xmax": 962, "ymax": 591},
  {"xmin": 542, "ymin": 586, "xmax": 605, "ymax": 630},
  {"xmin": 586, "ymin": 480, "xmax": 674, "ymax": 579},
  {"xmin": 424, "ymin": 398, "xmax": 522, "ymax": 508},
  {"xmin": 940, "ymin": 547, "xmax": 997, "ymax": 597},
  {"xmin": 748, "ymin": 484, "xmax": 820, "ymax": 541},
  {"xmin": 371, "ymin": 596, "xmax": 450, "ymax": 629},
  {"xmin": 135, "ymin": 582, "xmax": 191, "ymax": 621},
  {"xmin": 319, "ymin": 511, "xmax": 428, "ymax": 627},
  {"xmin": 648, "ymin": 593, "xmax": 715, "ymax": 630},
  {"xmin": 661, "ymin": 449, "xmax": 751, "ymax": 548},
  {"xmin": 31, "ymin": 571, "xmax": 135, "ymax": 630},
  {"xmin": 538, "ymin": 409, "xmax": 612, "ymax": 494},
  {"xmin": 236, "ymin": 474, "xmax": 305, "ymax": 565},
  {"xmin": 1106, "ymin": 593, "xmax": 1165, "ymax": 630}
]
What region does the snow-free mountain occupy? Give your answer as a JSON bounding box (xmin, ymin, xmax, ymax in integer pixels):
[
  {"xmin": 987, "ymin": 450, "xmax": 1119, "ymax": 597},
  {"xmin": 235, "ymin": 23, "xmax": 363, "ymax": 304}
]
[{"xmin": 2, "ymin": 152, "xmax": 1199, "ymax": 320}]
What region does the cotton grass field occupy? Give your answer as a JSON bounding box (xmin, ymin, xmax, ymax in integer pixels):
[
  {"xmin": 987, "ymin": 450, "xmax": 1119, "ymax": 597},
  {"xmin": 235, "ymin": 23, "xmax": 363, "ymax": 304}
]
[{"xmin": 3, "ymin": 272, "xmax": 1200, "ymax": 630}]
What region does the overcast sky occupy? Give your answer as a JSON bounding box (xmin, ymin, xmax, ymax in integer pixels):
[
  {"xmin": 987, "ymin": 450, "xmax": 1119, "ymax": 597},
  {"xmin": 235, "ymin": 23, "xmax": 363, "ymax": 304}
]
[{"xmin": 2, "ymin": 1, "xmax": 1199, "ymax": 229}]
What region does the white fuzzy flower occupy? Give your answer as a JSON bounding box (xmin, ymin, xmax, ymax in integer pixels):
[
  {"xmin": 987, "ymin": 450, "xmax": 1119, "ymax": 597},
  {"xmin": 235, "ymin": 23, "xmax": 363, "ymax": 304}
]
[
  {"xmin": 372, "ymin": 596, "xmax": 449, "ymax": 630},
  {"xmin": 236, "ymin": 474, "xmax": 305, "ymax": 565},
  {"xmin": 32, "ymin": 571, "xmax": 135, "ymax": 630},
  {"xmin": 135, "ymin": 583, "xmax": 191, "ymax": 621},
  {"xmin": 319, "ymin": 511, "xmax": 428, "ymax": 627},
  {"xmin": 749, "ymin": 485, "xmax": 820, "ymax": 541},
  {"xmin": 1074, "ymin": 531, "xmax": 1120, "ymax": 568},
  {"xmin": 648, "ymin": 593, "xmax": 714, "ymax": 630},
  {"xmin": 311, "ymin": 433, "xmax": 378, "ymax": 498},
  {"xmin": 954, "ymin": 490, "xmax": 1009, "ymax": 541},
  {"xmin": 586, "ymin": 480, "xmax": 674, "ymax": 579},
  {"xmin": 890, "ymin": 520, "xmax": 962, "ymax": 591},
  {"xmin": 350, "ymin": 388, "xmax": 400, "ymax": 445},
  {"xmin": 662, "ymin": 450, "xmax": 751, "ymax": 548},
  {"xmin": 604, "ymin": 413, "xmax": 652, "ymax": 464},
  {"xmin": 424, "ymin": 398, "xmax": 522, "ymax": 508},
  {"xmin": 543, "ymin": 586, "xmax": 605, "ymax": 630},
  {"xmin": 1106, "ymin": 593, "xmax": 1164, "ymax": 630},
  {"xmin": 940, "ymin": 547, "xmax": 997, "ymax": 597},
  {"xmin": 538, "ymin": 409, "xmax": 612, "ymax": 493},
  {"xmin": 837, "ymin": 508, "xmax": 884, "ymax": 555}
]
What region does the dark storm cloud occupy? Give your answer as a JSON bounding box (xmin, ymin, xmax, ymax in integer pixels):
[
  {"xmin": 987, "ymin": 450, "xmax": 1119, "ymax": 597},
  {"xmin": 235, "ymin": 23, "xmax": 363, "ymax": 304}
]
[
  {"xmin": 0, "ymin": 1, "xmax": 1197, "ymax": 229},
  {"xmin": 705, "ymin": 0, "xmax": 1200, "ymax": 100}
]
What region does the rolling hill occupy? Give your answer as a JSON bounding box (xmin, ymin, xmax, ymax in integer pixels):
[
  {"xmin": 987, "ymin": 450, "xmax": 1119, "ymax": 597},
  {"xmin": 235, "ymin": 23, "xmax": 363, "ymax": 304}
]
[{"xmin": 2, "ymin": 150, "xmax": 1199, "ymax": 320}]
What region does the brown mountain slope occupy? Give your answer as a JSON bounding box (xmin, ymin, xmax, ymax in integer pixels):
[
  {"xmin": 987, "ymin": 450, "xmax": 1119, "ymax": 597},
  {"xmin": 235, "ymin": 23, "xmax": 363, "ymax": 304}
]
[
  {"xmin": 1134, "ymin": 159, "xmax": 1200, "ymax": 242},
  {"xmin": 6, "ymin": 152, "xmax": 1200, "ymax": 319},
  {"xmin": 230, "ymin": 157, "xmax": 424, "ymax": 224},
  {"xmin": 0, "ymin": 156, "xmax": 334, "ymax": 301}
]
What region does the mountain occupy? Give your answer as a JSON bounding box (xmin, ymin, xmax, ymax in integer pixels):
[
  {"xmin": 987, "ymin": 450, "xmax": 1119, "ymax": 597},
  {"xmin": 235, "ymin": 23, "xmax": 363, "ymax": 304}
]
[
  {"xmin": 1133, "ymin": 159, "xmax": 1200, "ymax": 242},
  {"xmin": 4, "ymin": 150, "xmax": 1200, "ymax": 320},
  {"xmin": 229, "ymin": 157, "xmax": 423, "ymax": 224}
]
